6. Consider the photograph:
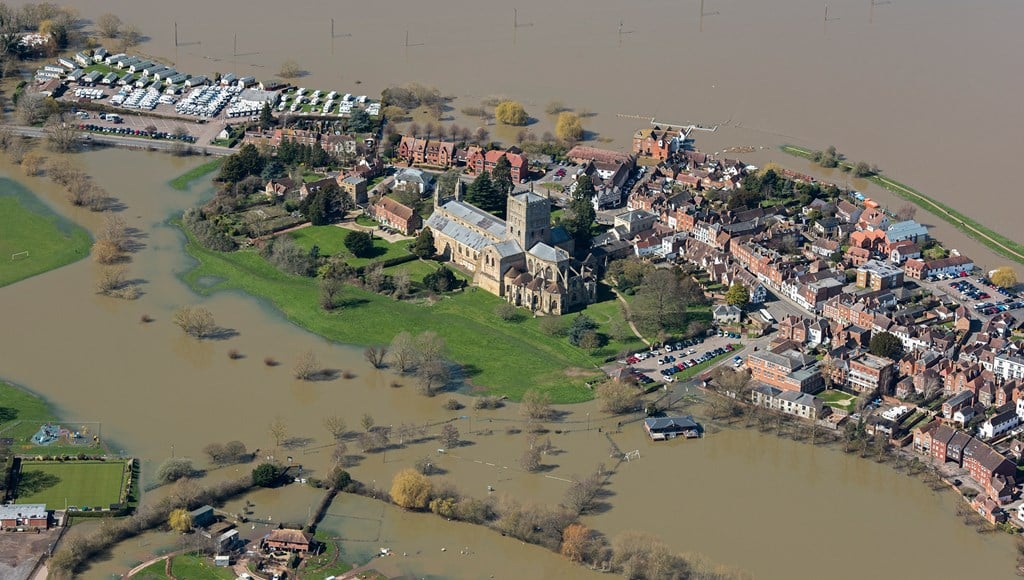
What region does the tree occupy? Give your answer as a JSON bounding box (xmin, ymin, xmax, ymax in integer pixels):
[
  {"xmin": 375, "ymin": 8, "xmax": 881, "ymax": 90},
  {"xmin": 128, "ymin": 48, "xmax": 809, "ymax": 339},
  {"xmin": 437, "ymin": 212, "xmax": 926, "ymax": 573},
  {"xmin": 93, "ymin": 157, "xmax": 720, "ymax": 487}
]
[
  {"xmin": 268, "ymin": 416, "xmax": 289, "ymax": 447},
  {"xmin": 172, "ymin": 306, "xmax": 217, "ymax": 339},
  {"xmin": 360, "ymin": 413, "xmax": 375, "ymax": 432},
  {"xmin": 279, "ymin": 60, "xmax": 302, "ymax": 79},
  {"xmin": 632, "ymin": 270, "xmax": 688, "ymax": 334},
  {"xmin": 96, "ymin": 13, "xmax": 122, "ymax": 38},
  {"xmin": 596, "ymin": 381, "xmax": 640, "ymax": 414},
  {"xmin": 390, "ymin": 468, "xmax": 432, "ymax": 510},
  {"xmin": 495, "ymin": 100, "xmax": 528, "ymax": 125},
  {"xmin": 520, "ymin": 445, "xmax": 542, "ymax": 472},
  {"xmin": 16, "ymin": 93, "xmax": 52, "ymax": 126},
  {"xmin": 322, "ymin": 415, "xmax": 347, "ymax": 442},
  {"xmin": 327, "ymin": 466, "xmax": 351, "ymax": 490},
  {"xmin": 259, "ymin": 102, "xmax": 274, "ymax": 130},
  {"xmin": 293, "ymin": 350, "xmax": 322, "ymax": 380},
  {"xmin": 410, "ymin": 227, "xmax": 435, "ymax": 259},
  {"xmin": 252, "ymin": 463, "xmax": 282, "ymax": 487},
  {"xmin": 168, "ymin": 508, "xmax": 192, "ymax": 533},
  {"xmin": 423, "ymin": 266, "xmax": 458, "ymax": 293},
  {"xmin": 725, "ymin": 283, "xmax": 750, "ymax": 307},
  {"xmin": 439, "ymin": 423, "xmax": 460, "ymax": 448},
  {"xmin": 563, "ymin": 472, "xmax": 602, "ymax": 515},
  {"xmin": 465, "ymin": 170, "xmax": 503, "ymax": 216},
  {"xmin": 495, "ymin": 302, "xmax": 520, "ymax": 321},
  {"xmin": 991, "ymin": 267, "xmax": 1018, "ymax": 289},
  {"xmin": 119, "ymin": 23, "xmax": 141, "ymax": 51},
  {"xmin": 390, "ymin": 331, "xmax": 417, "ymax": 372},
  {"xmin": 896, "ymin": 203, "xmax": 918, "ymax": 222},
  {"xmin": 20, "ymin": 152, "xmax": 44, "ymax": 176},
  {"xmin": 565, "ymin": 175, "xmax": 596, "ymax": 250},
  {"xmin": 156, "ymin": 458, "xmax": 197, "ymax": 484},
  {"xmin": 567, "ymin": 314, "xmax": 598, "ymax": 347},
  {"xmin": 561, "ymin": 523, "xmax": 592, "ymax": 563},
  {"xmin": 92, "ymin": 239, "xmax": 121, "ymax": 264},
  {"xmin": 521, "ymin": 389, "xmax": 554, "ymax": 421},
  {"xmin": 556, "ymin": 112, "xmax": 583, "ymax": 142},
  {"xmin": 319, "ymin": 277, "xmax": 343, "ymax": 310},
  {"xmin": 43, "ymin": 114, "xmax": 81, "ymax": 152},
  {"xmin": 546, "ymin": 101, "xmax": 568, "ymax": 115},
  {"xmin": 852, "ymin": 161, "xmax": 873, "ymax": 177},
  {"xmin": 364, "ymin": 346, "xmax": 388, "ymax": 369},
  {"xmin": 869, "ymin": 331, "xmax": 903, "ymax": 360},
  {"xmin": 491, "ymin": 154, "xmax": 513, "ymax": 196},
  {"xmin": 348, "ymin": 109, "xmax": 373, "ymax": 133},
  {"xmin": 344, "ymin": 230, "xmax": 374, "ymax": 257}
]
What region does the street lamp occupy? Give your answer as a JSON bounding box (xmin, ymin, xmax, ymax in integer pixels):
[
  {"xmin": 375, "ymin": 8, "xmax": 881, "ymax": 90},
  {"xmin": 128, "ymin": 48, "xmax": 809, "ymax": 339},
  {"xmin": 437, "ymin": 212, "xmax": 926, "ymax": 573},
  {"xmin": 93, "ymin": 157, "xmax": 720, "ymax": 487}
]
[{"xmin": 586, "ymin": 413, "xmax": 591, "ymax": 431}]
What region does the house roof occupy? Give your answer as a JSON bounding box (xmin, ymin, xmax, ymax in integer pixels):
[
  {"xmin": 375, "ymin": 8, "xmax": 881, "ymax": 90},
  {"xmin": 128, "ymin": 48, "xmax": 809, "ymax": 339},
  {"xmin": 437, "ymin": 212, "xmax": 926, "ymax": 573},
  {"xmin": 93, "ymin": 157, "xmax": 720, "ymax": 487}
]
[
  {"xmin": 265, "ymin": 529, "xmax": 313, "ymax": 545},
  {"xmin": 644, "ymin": 416, "xmax": 699, "ymax": 431},
  {"xmin": 0, "ymin": 504, "xmax": 47, "ymax": 519},
  {"xmin": 395, "ymin": 168, "xmax": 435, "ymax": 186},
  {"xmin": 886, "ymin": 220, "xmax": 928, "ymax": 240},
  {"xmin": 376, "ymin": 197, "xmax": 416, "ymax": 221},
  {"xmin": 528, "ymin": 242, "xmax": 569, "ymax": 263},
  {"xmin": 713, "ymin": 304, "xmax": 741, "ymax": 316}
]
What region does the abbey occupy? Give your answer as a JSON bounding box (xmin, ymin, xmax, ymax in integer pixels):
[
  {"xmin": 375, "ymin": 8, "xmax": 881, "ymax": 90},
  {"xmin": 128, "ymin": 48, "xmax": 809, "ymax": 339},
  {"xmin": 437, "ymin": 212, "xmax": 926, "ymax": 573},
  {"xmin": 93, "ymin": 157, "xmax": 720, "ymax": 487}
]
[{"xmin": 424, "ymin": 185, "xmax": 597, "ymax": 315}]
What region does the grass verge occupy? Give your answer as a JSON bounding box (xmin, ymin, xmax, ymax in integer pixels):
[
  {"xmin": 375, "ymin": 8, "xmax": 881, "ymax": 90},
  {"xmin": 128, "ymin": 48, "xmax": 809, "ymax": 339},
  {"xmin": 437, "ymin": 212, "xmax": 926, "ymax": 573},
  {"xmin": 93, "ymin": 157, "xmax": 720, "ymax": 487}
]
[
  {"xmin": 179, "ymin": 226, "xmax": 645, "ymax": 403},
  {"xmin": 169, "ymin": 554, "xmax": 235, "ymax": 580},
  {"xmin": 0, "ymin": 179, "xmax": 92, "ymax": 288},
  {"xmin": 169, "ymin": 158, "xmax": 223, "ymax": 192},
  {"xmin": 781, "ymin": 144, "xmax": 1024, "ymax": 265}
]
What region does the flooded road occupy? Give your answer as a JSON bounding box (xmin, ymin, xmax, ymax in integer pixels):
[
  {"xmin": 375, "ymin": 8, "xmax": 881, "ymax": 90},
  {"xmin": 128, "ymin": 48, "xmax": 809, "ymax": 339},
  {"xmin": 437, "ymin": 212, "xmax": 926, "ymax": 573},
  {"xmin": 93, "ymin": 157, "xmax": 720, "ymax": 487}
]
[{"xmin": 18, "ymin": 0, "xmax": 1023, "ymax": 266}]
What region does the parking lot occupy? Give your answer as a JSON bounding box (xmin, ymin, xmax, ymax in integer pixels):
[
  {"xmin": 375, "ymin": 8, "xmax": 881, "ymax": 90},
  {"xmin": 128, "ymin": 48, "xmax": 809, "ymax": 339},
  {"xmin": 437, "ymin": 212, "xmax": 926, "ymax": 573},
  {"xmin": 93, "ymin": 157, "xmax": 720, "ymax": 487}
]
[
  {"xmin": 620, "ymin": 333, "xmax": 745, "ymax": 386},
  {"xmin": 945, "ymin": 276, "xmax": 1022, "ymax": 317},
  {"xmin": 70, "ymin": 109, "xmax": 223, "ymax": 146}
]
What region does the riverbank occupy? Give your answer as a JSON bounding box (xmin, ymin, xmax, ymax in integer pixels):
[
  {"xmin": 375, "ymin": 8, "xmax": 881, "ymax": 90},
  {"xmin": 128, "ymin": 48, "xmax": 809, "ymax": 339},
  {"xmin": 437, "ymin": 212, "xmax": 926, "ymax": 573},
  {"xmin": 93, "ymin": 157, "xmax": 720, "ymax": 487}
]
[
  {"xmin": 781, "ymin": 145, "xmax": 1024, "ymax": 266},
  {"xmin": 169, "ymin": 158, "xmax": 222, "ymax": 192}
]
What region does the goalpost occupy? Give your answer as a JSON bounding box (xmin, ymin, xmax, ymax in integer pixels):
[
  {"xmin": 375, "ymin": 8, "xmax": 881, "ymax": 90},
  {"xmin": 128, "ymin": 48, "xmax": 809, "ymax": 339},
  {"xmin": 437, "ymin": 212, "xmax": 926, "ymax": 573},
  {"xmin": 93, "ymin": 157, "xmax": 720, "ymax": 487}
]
[{"xmin": 10, "ymin": 250, "xmax": 29, "ymax": 261}]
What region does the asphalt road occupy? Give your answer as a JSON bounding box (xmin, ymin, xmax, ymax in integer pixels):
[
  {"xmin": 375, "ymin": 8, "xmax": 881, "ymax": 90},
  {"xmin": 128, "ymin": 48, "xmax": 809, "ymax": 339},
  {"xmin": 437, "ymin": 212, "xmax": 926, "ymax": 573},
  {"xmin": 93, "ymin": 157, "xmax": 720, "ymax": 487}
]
[{"xmin": 9, "ymin": 125, "xmax": 235, "ymax": 156}]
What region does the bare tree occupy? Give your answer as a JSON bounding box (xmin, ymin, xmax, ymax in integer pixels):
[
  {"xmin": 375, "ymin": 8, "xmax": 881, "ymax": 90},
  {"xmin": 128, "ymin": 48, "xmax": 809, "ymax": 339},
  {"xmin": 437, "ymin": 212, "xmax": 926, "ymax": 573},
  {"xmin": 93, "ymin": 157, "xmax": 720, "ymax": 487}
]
[
  {"xmin": 520, "ymin": 444, "xmax": 541, "ymax": 472},
  {"xmin": 16, "ymin": 93, "xmax": 50, "ymax": 125},
  {"xmin": 20, "ymin": 151, "xmax": 44, "ymax": 176},
  {"xmin": 596, "ymin": 381, "xmax": 640, "ymax": 414},
  {"xmin": 521, "ymin": 389, "xmax": 554, "ymax": 421},
  {"xmin": 96, "ymin": 13, "xmax": 122, "ymax": 38},
  {"xmin": 896, "ymin": 203, "xmax": 918, "ymax": 222},
  {"xmin": 96, "ymin": 266, "xmax": 127, "ymax": 294},
  {"xmin": 439, "ymin": 423, "xmax": 460, "ymax": 448},
  {"xmin": 92, "ymin": 239, "xmax": 121, "ymax": 264},
  {"xmin": 293, "ymin": 350, "xmax": 321, "ymax": 380},
  {"xmin": 279, "ymin": 60, "xmax": 302, "ymax": 79},
  {"xmin": 331, "ymin": 441, "xmax": 348, "ymax": 464},
  {"xmin": 99, "ymin": 214, "xmax": 129, "ymax": 252},
  {"xmin": 172, "ymin": 306, "xmax": 217, "ymax": 338},
  {"xmin": 392, "ymin": 270, "xmax": 411, "ymax": 298},
  {"xmin": 323, "ymin": 415, "xmax": 347, "ymax": 440},
  {"xmin": 563, "ymin": 471, "xmax": 603, "ymax": 515},
  {"xmin": 360, "ymin": 413, "xmax": 375, "ymax": 432},
  {"xmin": 364, "ymin": 345, "xmax": 388, "ymax": 369},
  {"xmin": 119, "ymin": 23, "xmax": 141, "ymax": 51},
  {"xmin": 390, "ymin": 331, "xmax": 417, "ymax": 372},
  {"xmin": 269, "ymin": 416, "xmax": 289, "ymax": 447},
  {"xmin": 319, "ymin": 277, "xmax": 343, "ymax": 311},
  {"xmin": 416, "ymin": 359, "xmax": 450, "ymax": 396}
]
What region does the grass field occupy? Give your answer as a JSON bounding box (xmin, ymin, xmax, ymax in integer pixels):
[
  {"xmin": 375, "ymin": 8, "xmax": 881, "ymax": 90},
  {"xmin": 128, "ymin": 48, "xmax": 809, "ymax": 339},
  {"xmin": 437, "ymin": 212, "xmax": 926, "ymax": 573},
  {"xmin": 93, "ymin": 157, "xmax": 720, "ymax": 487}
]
[
  {"xmin": 0, "ymin": 179, "xmax": 92, "ymax": 288},
  {"xmin": 289, "ymin": 225, "xmax": 413, "ymax": 267},
  {"xmin": 169, "ymin": 158, "xmax": 223, "ymax": 192},
  {"xmin": 180, "ymin": 226, "xmax": 646, "ymax": 403},
  {"xmin": 15, "ymin": 460, "xmax": 127, "ymax": 508},
  {"xmin": 818, "ymin": 389, "xmax": 856, "ymax": 410},
  {"xmin": 169, "ymin": 554, "xmax": 236, "ymax": 580},
  {"xmin": 133, "ymin": 560, "xmax": 170, "ymax": 580}
]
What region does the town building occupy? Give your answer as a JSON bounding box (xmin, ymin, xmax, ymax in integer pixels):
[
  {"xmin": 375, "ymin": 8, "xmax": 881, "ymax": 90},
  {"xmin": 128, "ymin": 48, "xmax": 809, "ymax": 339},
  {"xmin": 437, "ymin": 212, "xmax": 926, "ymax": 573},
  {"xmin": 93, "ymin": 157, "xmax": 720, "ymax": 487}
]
[
  {"xmin": 467, "ymin": 148, "xmax": 529, "ymax": 183},
  {"xmin": 644, "ymin": 416, "xmax": 701, "ymax": 440},
  {"xmin": 370, "ymin": 197, "xmax": 421, "ymax": 235},
  {"xmin": 261, "ymin": 529, "xmax": 315, "ymax": 553},
  {"xmin": 632, "ymin": 126, "xmax": 682, "ymax": 161},
  {"xmin": 0, "ymin": 504, "xmax": 49, "ymax": 530},
  {"xmin": 856, "ymin": 260, "xmax": 905, "ymax": 291},
  {"xmin": 712, "ymin": 304, "xmax": 742, "ymax": 324},
  {"xmin": 424, "ymin": 188, "xmax": 596, "ymax": 315},
  {"xmin": 979, "ymin": 407, "xmax": 1019, "ymax": 439},
  {"xmin": 398, "ymin": 136, "xmax": 456, "ymax": 167},
  {"xmin": 393, "ymin": 168, "xmax": 435, "ymax": 194},
  {"xmin": 846, "ymin": 352, "xmax": 896, "ymax": 395},
  {"xmin": 751, "ymin": 385, "xmax": 829, "ymax": 421},
  {"xmin": 747, "ymin": 348, "xmax": 824, "ymax": 394},
  {"xmin": 903, "ymin": 254, "xmax": 974, "ymax": 280}
]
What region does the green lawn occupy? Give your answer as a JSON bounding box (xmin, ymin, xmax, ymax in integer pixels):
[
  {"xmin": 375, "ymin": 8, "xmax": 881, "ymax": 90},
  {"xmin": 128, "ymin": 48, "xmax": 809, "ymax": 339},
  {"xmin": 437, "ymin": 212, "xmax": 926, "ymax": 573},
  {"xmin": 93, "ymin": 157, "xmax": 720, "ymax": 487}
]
[
  {"xmin": 288, "ymin": 225, "xmax": 413, "ymax": 267},
  {"xmin": 818, "ymin": 389, "xmax": 856, "ymax": 409},
  {"xmin": 169, "ymin": 554, "xmax": 236, "ymax": 580},
  {"xmin": 15, "ymin": 460, "xmax": 127, "ymax": 508},
  {"xmin": 303, "ymin": 530, "xmax": 354, "ymax": 578},
  {"xmin": 133, "ymin": 560, "xmax": 170, "ymax": 580},
  {"xmin": 169, "ymin": 158, "xmax": 223, "ymax": 191},
  {"xmin": 0, "ymin": 180, "xmax": 92, "ymax": 288},
  {"xmin": 180, "ymin": 227, "xmax": 642, "ymax": 402}
]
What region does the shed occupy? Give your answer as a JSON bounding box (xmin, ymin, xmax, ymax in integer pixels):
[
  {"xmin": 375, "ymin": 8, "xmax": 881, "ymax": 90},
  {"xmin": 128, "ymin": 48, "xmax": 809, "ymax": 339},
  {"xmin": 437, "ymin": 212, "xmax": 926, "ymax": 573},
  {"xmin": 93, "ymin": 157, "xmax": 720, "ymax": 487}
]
[
  {"xmin": 190, "ymin": 505, "xmax": 215, "ymax": 528},
  {"xmin": 644, "ymin": 416, "xmax": 702, "ymax": 440}
]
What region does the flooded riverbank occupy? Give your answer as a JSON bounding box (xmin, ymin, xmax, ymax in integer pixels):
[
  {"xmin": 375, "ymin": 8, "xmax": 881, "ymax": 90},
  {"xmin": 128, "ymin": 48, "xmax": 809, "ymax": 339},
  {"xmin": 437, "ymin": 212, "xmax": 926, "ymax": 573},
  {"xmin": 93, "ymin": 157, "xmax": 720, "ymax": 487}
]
[{"xmin": 0, "ymin": 147, "xmax": 1019, "ymax": 578}]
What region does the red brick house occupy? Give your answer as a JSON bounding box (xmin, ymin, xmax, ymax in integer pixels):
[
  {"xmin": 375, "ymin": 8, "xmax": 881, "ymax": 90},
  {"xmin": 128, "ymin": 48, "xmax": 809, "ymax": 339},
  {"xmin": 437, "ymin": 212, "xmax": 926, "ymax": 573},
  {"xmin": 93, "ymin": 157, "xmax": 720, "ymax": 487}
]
[
  {"xmin": 261, "ymin": 529, "xmax": 315, "ymax": 553},
  {"xmin": 632, "ymin": 126, "xmax": 680, "ymax": 161},
  {"xmin": 399, "ymin": 136, "xmax": 456, "ymax": 167},
  {"xmin": 371, "ymin": 196, "xmax": 422, "ymax": 235},
  {"xmin": 467, "ymin": 149, "xmax": 529, "ymax": 183},
  {"xmin": 929, "ymin": 423, "xmax": 955, "ymax": 463},
  {"xmin": 963, "ymin": 439, "xmax": 1016, "ymax": 501}
]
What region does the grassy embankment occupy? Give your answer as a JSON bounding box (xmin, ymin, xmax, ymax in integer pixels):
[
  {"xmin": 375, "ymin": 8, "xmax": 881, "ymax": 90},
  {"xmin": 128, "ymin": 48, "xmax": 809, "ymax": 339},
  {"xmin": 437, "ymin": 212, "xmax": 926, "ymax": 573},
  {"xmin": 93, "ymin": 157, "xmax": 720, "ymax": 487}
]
[
  {"xmin": 781, "ymin": 144, "xmax": 1024, "ymax": 266},
  {"xmin": 289, "ymin": 225, "xmax": 413, "ymax": 267},
  {"xmin": 180, "ymin": 223, "xmax": 645, "ymax": 403},
  {"xmin": 0, "ymin": 179, "xmax": 92, "ymax": 287},
  {"xmin": 168, "ymin": 158, "xmax": 223, "ymax": 191},
  {"xmin": 0, "ymin": 381, "xmax": 103, "ymax": 457}
]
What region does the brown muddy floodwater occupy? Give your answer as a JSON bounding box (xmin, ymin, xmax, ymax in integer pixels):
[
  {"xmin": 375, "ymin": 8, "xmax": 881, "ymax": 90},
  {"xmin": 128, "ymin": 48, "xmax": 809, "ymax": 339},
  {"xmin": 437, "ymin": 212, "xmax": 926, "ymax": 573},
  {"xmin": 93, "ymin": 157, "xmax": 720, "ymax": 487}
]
[
  {"xmin": 17, "ymin": 0, "xmax": 1023, "ymax": 266},
  {"xmin": 0, "ymin": 148, "xmax": 1019, "ymax": 578}
]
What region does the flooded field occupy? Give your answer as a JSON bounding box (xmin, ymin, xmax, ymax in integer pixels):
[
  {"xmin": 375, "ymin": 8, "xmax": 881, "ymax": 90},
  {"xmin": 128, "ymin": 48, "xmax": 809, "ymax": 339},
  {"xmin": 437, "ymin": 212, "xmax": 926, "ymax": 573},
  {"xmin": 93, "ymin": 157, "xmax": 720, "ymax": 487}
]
[
  {"xmin": 16, "ymin": 0, "xmax": 1022, "ymax": 265},
  {"xmin": 0, "ymin": 148, "xmax": 1018, "ymax": 577}
]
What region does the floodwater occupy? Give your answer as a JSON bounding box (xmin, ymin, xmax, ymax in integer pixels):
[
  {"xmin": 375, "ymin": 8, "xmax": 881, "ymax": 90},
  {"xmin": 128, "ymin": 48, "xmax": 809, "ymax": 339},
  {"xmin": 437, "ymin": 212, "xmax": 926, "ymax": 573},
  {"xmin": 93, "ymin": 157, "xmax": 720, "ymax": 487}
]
[
  {"xmin": 22, "ymin": 0, "xmax": 1024, "ymax": 268},
  {"xmin": 0, "ymin": 147, "xmax": 1019, "ymax": 578}
]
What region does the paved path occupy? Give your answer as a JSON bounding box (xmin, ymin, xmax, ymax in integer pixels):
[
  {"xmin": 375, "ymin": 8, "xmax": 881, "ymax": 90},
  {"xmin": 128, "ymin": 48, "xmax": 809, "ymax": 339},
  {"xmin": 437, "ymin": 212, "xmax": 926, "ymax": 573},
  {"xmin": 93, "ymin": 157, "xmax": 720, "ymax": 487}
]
[
  {"xmin": 125, "ymin": 549, "xmax": 185, "ymax": 578},
  {"xmin": 611, "ymin": 288, "xmax": 650, "ymax": 347}
]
